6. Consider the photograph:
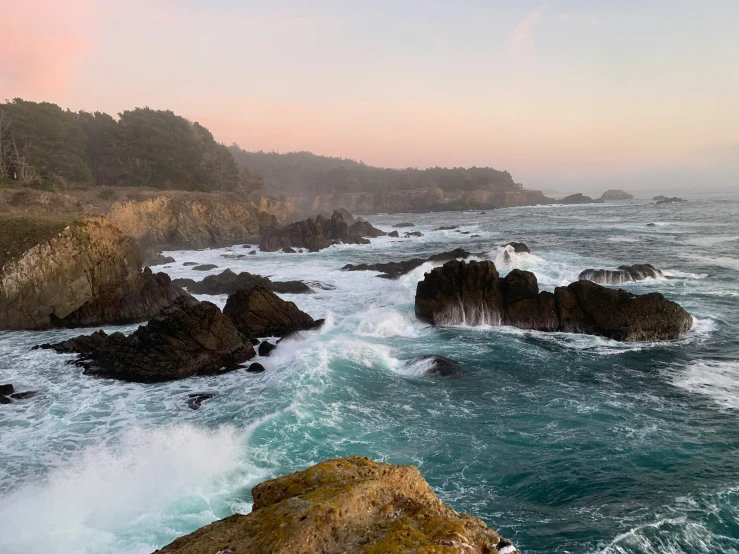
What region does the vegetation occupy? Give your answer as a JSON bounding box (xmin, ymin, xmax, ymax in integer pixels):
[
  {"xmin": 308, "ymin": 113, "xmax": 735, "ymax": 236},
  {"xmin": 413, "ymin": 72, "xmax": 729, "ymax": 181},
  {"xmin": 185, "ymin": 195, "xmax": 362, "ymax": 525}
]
[{"xmin": 0, "ymin": 213, "xmax": 82, "ymax": 267}]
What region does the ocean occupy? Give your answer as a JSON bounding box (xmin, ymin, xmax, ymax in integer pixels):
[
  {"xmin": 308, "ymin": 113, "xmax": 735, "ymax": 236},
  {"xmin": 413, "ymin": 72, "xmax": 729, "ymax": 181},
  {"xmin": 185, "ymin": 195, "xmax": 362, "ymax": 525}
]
[{"xmin": 1, "ymin": 193, "xmax": 738, "ymax": 553}]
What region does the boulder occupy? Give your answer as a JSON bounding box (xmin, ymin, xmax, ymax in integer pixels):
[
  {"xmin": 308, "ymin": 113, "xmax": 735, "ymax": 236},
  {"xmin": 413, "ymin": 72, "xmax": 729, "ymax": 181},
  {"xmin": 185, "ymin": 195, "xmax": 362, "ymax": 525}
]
[
  {"xmin": 223, "ymin": 286, "xmax": 320, "ymax": 338},
  {"xmin": 388, "ymin": 230, "xmax": 399, "ymax": 237},
  {"xmin": 341, "ymin": 248, "xmax": 474, "ymax": 279},
  {"xmin": 560, "ymin": 193, "xmax": 603, "ymax": 205},
  {"xmin": 415, "ymin": 260, "xmax": 692, "ymax": 341},
  {"xmin": 0, "ymin": 384, "xmax": 13, "ymax": 396},
  {"xmin": 154, "ymin": 456, "xmax": 517, "ymax": 554},
  {"xmin": 656, "ymin": 197, "xmax": 687, "ymax": 205},
  {"xmin": 404, "ymin": 231, "xmax": 424, "ymax": 237},
  {"xmin": 38, "ymin": 296, "xmax": 255, "ymax": 382},
  {"xmin": 0, "ymin": 215, "xmax": 188, "ymax": 330},
  {"xmin": 182, "ymin": 262, "xmax": 197, "ymax": 266},
  {"xmin": 173, "ymin": 269, "xmax": 312, "ymax": 296},
  {"xmin": 600, "ymin": 189, "xmax": 634, "ymax": 201},
  {"xmin": 258, "ymin": 341, "xmax": 277, "ymax": 356},
  {"xmin": 247, "ymin": 362, "xmax": 266, "ymax": 373},
  {"xmin": 281, "ymin": 247, "xmax": 297, "ymax": 253},
  {"xmin": 405, "ymin": 355, "xmax": 464, "ymax": 376},
  {"xmin": 578, "ymin": 263, "xmax": 665, "ymax": 285},
  {"xmin": 148, "ymin": 253, "xmax": 175, "ymax": 265},
  {"xmin": 505, "ymin": 242, "xmax": 530, "ymax": 254},
  {"xmin": 192, "ymin": 264, "xmax": 218, "ymax": 271}
]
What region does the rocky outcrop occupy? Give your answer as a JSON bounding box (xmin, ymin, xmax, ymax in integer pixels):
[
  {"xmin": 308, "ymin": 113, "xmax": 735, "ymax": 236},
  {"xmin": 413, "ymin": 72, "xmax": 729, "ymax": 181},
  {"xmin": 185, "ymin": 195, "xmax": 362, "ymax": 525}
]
[
  {"xmin": 600, "ymin": 189, "xmax": 634, "ymax": 201},
  {"xmin": 39, "ymin": 296, "xmax": 255, "ymax": 382},
  {"xmin": 259, "ymin": 211, "xmax": 385, "ymax": 252},
  {"xmin": 223, "ymin": 286, "xmax": 321, "ymax": 338},
  {"xmin": 0, "ymin": 215, "xmax": 187, "ymax": 330},
  {"xmin": 415, "ymin": 261, "xmax": 693, "ymax": 341},
  {"xmin": 341, "ymin": 248, "xmax": 475, "ymax": 279},
  {"xmin": 288, "ymin": 188, "xmax": 552, "ymax": 215},
  {"xmin": 578, "ymin": 263, "xmax": 665, "ymax": 285},
  {"xmin": 559, "ymin": 193, "xmax": 603, "ymax": 205},
  {"xmin": 154, "ymin": 456, "xmax": 517, "ymax": 554},
  {"xmin": 404, "ymin": 355, "xmax": 464, "ymax": 376},
  {"xmin": 173, "ymin": 269, "xmax": 311, "ymax": 295},
  {"xmin": 655, "ymin": 196, "xmax": 687, "ymax": 205},
  {"xmin": 505, "ymin": 242, "xmax": 530, "ymax": 254}
]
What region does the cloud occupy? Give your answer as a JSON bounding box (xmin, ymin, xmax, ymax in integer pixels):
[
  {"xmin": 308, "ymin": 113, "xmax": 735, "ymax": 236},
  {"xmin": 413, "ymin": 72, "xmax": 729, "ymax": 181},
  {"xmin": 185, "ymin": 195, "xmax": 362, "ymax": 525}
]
[
  {"xmin": 0, "ymin": 0, "xmax": 94, "ymax": 99},
  {"xmin": 509, "ymin": 6, "xmax": 545, "ymax": 58}
]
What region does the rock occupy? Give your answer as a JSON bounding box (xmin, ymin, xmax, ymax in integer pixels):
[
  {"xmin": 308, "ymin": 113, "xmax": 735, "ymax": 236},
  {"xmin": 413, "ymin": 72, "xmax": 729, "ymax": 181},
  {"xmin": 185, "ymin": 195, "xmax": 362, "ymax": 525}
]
[
  {"xmin": 182, "ymin": 262, "xmax": 197, "ymax": 266},
  {"xmin": 579, "ymin": 263, "xmax": 665, "ymax": 285},
  {"xmin": 600, "ymin": 189, "xmax": 634, "ymax": 201},
  {"xmin": 647, "ymin": 223, "xmax": 656, "ymax": 227},
  {"xmin": 656, "ymin": 196, "xmax": 687, "ymax": 205},
  {"xmin": 187, "ymin": 393, "xmax": 214, "ymax": 410},
  {"xmin": 471, "ymin": 234, "xmax": 481, "ymax": 237},
  {"xmin": 0, "ymin": 396, "xmax": 10, "ymax": 405},
  {"xmin": 560, "ymin": 193, "xmax": 603, "ymax": 205},
  {"xmin": 247, "ymin": 362, "xmax": 265, "ymax": 373},
  {"xmin": 415, "ymin": 260, "xmax": 692, "ymax": 341},
  {"xmin": 305, "ymin": 281, "xmax": 336, "ymax": 291},
  {"xmin": 221, "ymin": 253, "xmax": 245, "ymax": 259},
  {"xmin": 341, "ymin": 248, "xmax": 474, "ymax": 279},
  {"xmin": 154, "ymin": 456, "xmax": 517, "ymax": 554},
  {"xmin": 223, "ymin": 286, "xmax": 319, "ymax": 338},
  {"xmin": 392, "ymin": 222, "xmax": 415, "ymax": 228},
  {"xmin": 258, "ymin": 341, "xmax": 276, "ymax": 356},
  {"xmin": 506, "ymin": 242, "xmax": 530, "ymax": 254},
  {"xmin": 405, "ymin": 355, "xmax": 464, "ymax": 376},
  {"xmin": 249, "ymin": 338, "xmax": 260, "ymax": 346},
  {"xmin": 192, "ymin": 264, "xmax": 218, "ymax": 271},
  {"xmin": 460, "ymin": 231, "xmax": 470, "ymax": 235},
  {"xmin": 173, "ymin": 269, "xmax": 312, "ymax": 296},
  {"xmin": 435, "ymin": 225, "xmax": 459, "ymax": 230},
  {"xmin": 10, "ymin": 391, "xmax": 38, "ymax": 400},
  {"xmin": 148, "ymin": 253, "xmax": 175, "ymax": 265},
  {"xmin": 0, "ymin": 384, "xmax": 13, "ymax": 396},
  {"xmin": 388, "ymin": 230, "xmax": 400, "ymax": 237},
  {"xmin": 259, "ymin": 211, "xmax": 384, "ymax": 252},
  {"xmin": 0, "ymin": 215, "xmax": 189, "ymax": 330},
  {"xmin": 404, "ymin": 231, "xmax": 424, "ymax": 237},
  {"xmin": 242, "ymin": 244, "xmax": 252, "ymax": 248},
  {"xmin": 38, "ymin": 296, "xmax": 255, "ymax": 382},
  {"xmin": 248, "ymin": 250, "xmax": 257, "ymax": 255},
  {"xmin": 281, "ymin": 247, "xmax": 297, "ymax": 253}
]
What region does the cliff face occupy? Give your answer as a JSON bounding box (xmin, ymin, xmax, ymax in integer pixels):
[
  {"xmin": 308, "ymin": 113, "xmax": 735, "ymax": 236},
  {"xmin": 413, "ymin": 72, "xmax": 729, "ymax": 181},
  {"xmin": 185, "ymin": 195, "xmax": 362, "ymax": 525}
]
[
  {"xmin": 156, "ymin": 456, "xmax": 517, "ymax": 554},
  {"xmin": 108, "ymin": 195, "xmax": 292, "ymax": 251},
  {"xmin": 0, "ymin": 215, "xmax": 186, "ymax": 330},
  {"xmin": 287, "ymin": 188, "xmax": 552, "ymax": 215}
]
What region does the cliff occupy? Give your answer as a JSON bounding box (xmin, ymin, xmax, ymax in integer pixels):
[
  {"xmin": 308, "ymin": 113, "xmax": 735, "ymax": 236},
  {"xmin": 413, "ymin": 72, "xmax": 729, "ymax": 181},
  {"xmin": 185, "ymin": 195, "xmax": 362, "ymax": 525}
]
[
  {"xmin": 0, "ymin": 214, "xmax": 187, "ymax": 330},
  {"xmin": 287, "ymin": 188, "xmax": 552, "ymax": 215},
  {"xmin": 156, "ymin": 456, "xmax": 517, "ymax": 554}
]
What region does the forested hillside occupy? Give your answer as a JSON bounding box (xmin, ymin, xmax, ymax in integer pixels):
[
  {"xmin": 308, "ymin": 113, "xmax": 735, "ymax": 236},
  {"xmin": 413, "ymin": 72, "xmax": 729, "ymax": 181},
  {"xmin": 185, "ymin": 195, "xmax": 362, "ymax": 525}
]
[{"xmin": 230, "ymin": 146, "xmax": 521, "ymax": 196}]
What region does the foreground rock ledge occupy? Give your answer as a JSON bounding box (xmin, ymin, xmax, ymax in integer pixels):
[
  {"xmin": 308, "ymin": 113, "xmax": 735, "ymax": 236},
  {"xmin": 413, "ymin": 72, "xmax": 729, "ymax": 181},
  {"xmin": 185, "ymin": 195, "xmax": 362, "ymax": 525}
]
[{"xmin": 154, "ymin": 456, "xmax": 517, "ymax": 554}]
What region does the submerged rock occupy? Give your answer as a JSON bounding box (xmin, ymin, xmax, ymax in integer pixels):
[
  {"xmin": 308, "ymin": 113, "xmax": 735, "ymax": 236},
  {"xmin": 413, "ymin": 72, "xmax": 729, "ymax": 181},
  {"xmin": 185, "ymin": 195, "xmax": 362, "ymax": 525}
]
[
  {"xmin": 506, "ymin": 242, "xmax": 530, "ymax": 254},
  {"xmin": 656, "ymin": 196, "xmax": 687, "ymax": 205},
  {"xmin": 392, "ymin": 222, "xmax": 415, "ymax": 228},
  {"xmin": 9, "ymin": 391, "xmax": 38, "ymax": 400},
  {"xmin": 155, "ymin": 456, "xmax": 517, "ymax": 554},
  {"xmin": 415, "ymin": 260, "xmax": 692, "ymax": 341},
  {"xmin": 578, "ymin": 263, "xmax": 665, "ymax": 285},
  {"xmin": 223, "ymin": 286, "xmax": 320, "ymax": 338},
  {"xmin": 259, "ymin": 211, "xmax": 384, "ymax": 252},
  {"xmin": 435, "ymin": 225, "xmax": 459, "ymax": 230},
  {"xmin": 0, "ymin": 396, "xmax": 10, "ymax": 405},
  {"xmin": 38, "ymin": 296, "xmax": 255, "ymax": 382},
  {"xmin": 173, "ymin": 269, "xmax": 312, "ymax": 296},
  {"xmin": 404, "ymin": 231, "xmax": 424, "ymax": 237},
  {"xmin": 186, "ymin": 393, "xmax": 214, "ymax": 410},
  {"xmin": 192, "ymin": 264, "xmax": 218, "ymax": 271},
  {"xmin": 341, "ymin": 248, "xmax": 474, "ymax": 279},
  {"xmin": 405, "ymin": 355, "xmax": 464, "ymax": 376}
]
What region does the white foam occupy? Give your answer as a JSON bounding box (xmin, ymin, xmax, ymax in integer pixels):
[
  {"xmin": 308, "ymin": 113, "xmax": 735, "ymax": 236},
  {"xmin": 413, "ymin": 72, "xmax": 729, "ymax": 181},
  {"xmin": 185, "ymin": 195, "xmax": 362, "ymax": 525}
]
[
  {"xmin": 671, "ymin": 360, "xmax": 739, "ymax": 409},
  {"xmin": 491, "ymin": 245, "xmax": 545, "ymax": 271},
  {"xmin": 355, "ymin": 308, "xmax": 422, "ymax": 338}
]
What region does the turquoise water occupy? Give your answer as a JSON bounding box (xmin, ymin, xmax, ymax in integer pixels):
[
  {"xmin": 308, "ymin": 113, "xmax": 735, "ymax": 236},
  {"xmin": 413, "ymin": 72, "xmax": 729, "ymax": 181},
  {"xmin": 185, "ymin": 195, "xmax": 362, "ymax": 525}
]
[{"xmin": 1, "ymin": 194, "xmax": 739, "ymax": 553}]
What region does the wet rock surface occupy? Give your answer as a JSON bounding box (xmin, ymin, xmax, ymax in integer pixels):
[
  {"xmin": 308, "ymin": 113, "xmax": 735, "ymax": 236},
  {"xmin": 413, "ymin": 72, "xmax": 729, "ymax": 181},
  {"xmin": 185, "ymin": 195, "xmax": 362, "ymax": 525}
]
[
  {"xmin": 173, "ymin": 269, "xmax": 312, "ymax": 296},
  {"xmin": 154, "ymin": 456, "xmax": 517, "ymax": 554},
  {"xmin": 578, "ymin": 263, "xmax": 666, "ymax": 285},
  {"xmin": 341, "ymin": 248, "xmax": 475, "ymax": 279},
  {"xmin": 405, "ymin": 355, "xmax": 464, "ymax": 376}
]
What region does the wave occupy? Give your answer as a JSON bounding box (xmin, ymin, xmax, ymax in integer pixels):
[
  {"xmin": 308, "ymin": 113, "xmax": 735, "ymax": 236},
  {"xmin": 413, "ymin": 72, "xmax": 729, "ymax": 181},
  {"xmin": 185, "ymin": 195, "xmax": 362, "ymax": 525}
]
[
  {"xmin": 491, "ymin": 244, "xmax": 545, "ymax": 271},
  {"xmin": 355, "ymin": 307, "xmax": 423, "ymax": 338},
  {"xmin": 670, "ymin": 360, "xmax": 739, "ymax": 409}
]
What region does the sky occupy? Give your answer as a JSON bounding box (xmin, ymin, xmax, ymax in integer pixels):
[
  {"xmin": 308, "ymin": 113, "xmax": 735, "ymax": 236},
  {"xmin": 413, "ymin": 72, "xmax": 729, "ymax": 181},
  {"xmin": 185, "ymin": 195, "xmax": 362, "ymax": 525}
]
[{"xmin": 1, "ymin": 0, "xmax": 738, "ymax": 192}]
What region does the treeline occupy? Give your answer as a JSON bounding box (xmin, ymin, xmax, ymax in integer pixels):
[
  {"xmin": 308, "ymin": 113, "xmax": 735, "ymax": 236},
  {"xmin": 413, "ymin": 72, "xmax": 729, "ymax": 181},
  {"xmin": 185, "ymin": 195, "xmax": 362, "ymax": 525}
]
[
  {"xmin": 0, "ymin": 98, "xmax": 264, "ymax": 194},
  {"xmin": 229, "ymin": 146, "xmax": 521, "ymax": 196}
]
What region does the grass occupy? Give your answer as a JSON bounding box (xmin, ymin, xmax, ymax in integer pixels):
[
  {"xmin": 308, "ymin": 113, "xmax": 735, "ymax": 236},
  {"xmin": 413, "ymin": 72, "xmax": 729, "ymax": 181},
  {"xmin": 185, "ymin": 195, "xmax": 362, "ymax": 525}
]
[{"xmin": 0, "ymin": 213, "xmax": 84, "ymax": 268}]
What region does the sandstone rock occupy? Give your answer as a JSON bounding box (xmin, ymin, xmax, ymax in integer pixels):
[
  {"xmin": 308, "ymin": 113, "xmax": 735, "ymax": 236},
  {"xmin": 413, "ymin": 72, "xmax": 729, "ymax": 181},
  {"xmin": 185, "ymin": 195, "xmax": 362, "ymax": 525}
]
[
  {"xmin": 341, "ymin": 248, "xmax": 474, "ymax": 279},
  {"xmin": 154, "ymin": 456, "xmax": 516, "ymax": 554},
  {"xmin": 405, "ymin": 355, "xmax": 464, "ymax": 376},
  {"xmin": 415, "ymin": 260, "xmax": 692, "ymax": 341},
  {"xmin": 173, "ymin": 269, "xmax": 312, "ymax": 296},
  {"xmin": 600, "ymin": 189, "xmax": 634, "ymax": 201},
  {"xmin": 38, "ymin": 296, "xmax": 255, "ymax": 382},
  {"xmin": 223, "ymin": 286, "xmax": 319, "ymax": 338},
  {"xmin": 0, "ymin": 215, "xmax": 188, "ymax": 330},
  {"xmin": 578, "ymin": 263, "xmax": 665, "ymax": 285}
]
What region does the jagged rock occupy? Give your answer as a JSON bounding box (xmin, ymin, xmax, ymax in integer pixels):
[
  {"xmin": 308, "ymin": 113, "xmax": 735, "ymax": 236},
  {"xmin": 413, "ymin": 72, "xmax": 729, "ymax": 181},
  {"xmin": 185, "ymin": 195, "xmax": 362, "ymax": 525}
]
[
  {"xmin": 388, "ymin": 230, "xmax": 399, "ymax": 237},
  {"xmin": 38, "ymin": 296, "xmax": 255, "ymax": 382},
  {"xmin": 154, "ymin": 456, "xmax": 517, "ymax": 554},
  {"xmin": 506, "ymin": 242, "xmax": 530, "ymax": 254},
  {"xmin": 415, "ymin": 260, "xmax": 692, "ymax": 341},
  {"xmin": 173, "ymin": 269, "xmax": 312, "ymax": 296},
  {"xmin": 392, "ymin": 222, "xmax": 415, "ymax": 228},
  {"xmin": 0, "ymin": 384, "xmax": 13, "ymax": 395},
  {"xmin": 187, "ymin": 393, "xmax": 214, "ymax": 410},
  {"xmin": 247, "ymin": 362, "xmax": 265, "ymax": 373},
  {"xmin": 579, "ymin": 263, "xmax": 665, "ymax": 284},
  {"xmin": 258, "ymin": 341, "xmax": 276, "ymax": 356},
  {"xmin": 259, "ymin": 211, "xmax": 383, "ymax": 252},
  {"xmin": 600, "ymin": 189, "xmax": 634, "ymax": 201},
  {"xmin": 223, "ymin": 286, "xmax": 320, "ymax": 338},
  {"xmin": 656, "ymin": 196, "xmax": 687, "ymax": 205},
  {"xmin": 341, "ymin": 248, "xmax": 474, "ymax": 279},
  {"xmin": 404, "ymin": 231, "xmax": 424, "ymax": 237},
  {"xmin": 405, "ymin": 355, "xmax": 464, "ymax": 376},
  {"xmin": 0, "ymin": 215, "xmax": 188, "ymax": 330},
  {"xmin": 192, "ymin": 264, "xmax": 218, "ymax": 271}
]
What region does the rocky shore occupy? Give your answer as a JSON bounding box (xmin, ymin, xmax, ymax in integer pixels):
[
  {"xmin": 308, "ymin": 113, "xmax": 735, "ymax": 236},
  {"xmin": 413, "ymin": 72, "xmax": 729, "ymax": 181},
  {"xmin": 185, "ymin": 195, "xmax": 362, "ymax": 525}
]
[{"xmin": 154, "ymin": 456, "xmax": 518, "ymax": 554}]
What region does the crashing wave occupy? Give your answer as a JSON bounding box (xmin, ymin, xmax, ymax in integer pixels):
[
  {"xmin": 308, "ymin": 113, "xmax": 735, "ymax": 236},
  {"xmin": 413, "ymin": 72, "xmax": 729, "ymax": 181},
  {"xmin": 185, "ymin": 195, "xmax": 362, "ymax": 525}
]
[{"xmin": 578, "ymin": 263, "xmax": 665, "ymax": 284}]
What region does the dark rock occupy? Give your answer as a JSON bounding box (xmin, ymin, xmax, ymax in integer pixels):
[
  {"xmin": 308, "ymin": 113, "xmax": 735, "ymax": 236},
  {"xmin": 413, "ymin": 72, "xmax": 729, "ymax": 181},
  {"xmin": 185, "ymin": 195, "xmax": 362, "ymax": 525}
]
[
  {"xmin": 560, "ymin": 193, "xmax": 603, "ymax": 205},
  {"xmin": 414, "ymin": 260, "xmax": 692, "ymax": 341},
  {"xmin": 506, "ymin": 242, "xmax": 530, "ymax": 254},
  {"xmin": 404, "ymin": 231, "xmax": 423, "ymax": 237},
  {"xmin": 306, "ymin": 281, "xmax": 336, "ymax": 291},
  {"xmin": 10, "ymin": 391, "xmax": 38, "ymax": 400},
  {"xmin": 271, "ymin": 281, "xmax": 313, "ymax": 294},
  {"xmin": 247, "ymin": 362, "xmax": 266, "ymax": 373},
  {"xmin": 38, "ymin": 296, "xmax": 255, "ymax": 382},
  {"xmin": 656, "ymin": 196, "xmax": 687, "ymax": 205},
  {"xmin": 341, "ymin": 248, "xmax": 473, "ymax": 279},
  {"xmin": 647, "ymin": 223, "xmax": 656, "ymax": 227},
  {"xmin": 479, "ymin": 211, "xmax": 487, "ymax": 214},
  {"xmin": 243, "ymin": 244, "xmax": 252, "ymax": 249},
  {"xmin": 258, "ymin": 341, "xmax": 277, "ymax": 356},
  {"xmin": 187, "ymin": 393, "xmax": 214, "ymax": 410},
  {"xmin": 281, "ymin": 247, "xmax": 297, "ymax": 253},
  {"xmin": 0, "ymin": 396, "xmax": 10, "ymax": 405},
  {"xmin": 471, "ymin": 234, "xmax": 481, "ymax": 237},
  {"xmin": 388, "ymin": 231, "xmax": 399, "ymax": 237},
  {"xmin": 148, "ymin": 254, "xmax": 175, "ymax": 265},
  {"xmin": 221, "ymin": 253, "xmax": 246, "ymax": 259},
  {"xmin": 600, "ymin": 189, "xmax": 634, "ymax": 201},
  {"xmin": 249, "ymin": 338, "xmax": 260, "ymax": 345},
  {"xmin": 183, "ymin": 262, "xmax": 197, "ymax": 266},
  {"xmin": 578, "ymin": 263, "xmax": 665, "ymax": 285},
  {"xmin": 223, "ymin": 286, "xmax": 319, "ymax": 338},
  {"xmin": 460, "ymin": 231, "xmax": 470, "ymax": 235},
  {"xmin": 405, "ymin": 355, "xmax": 463, "ymax": 376},
  {"xmin": 0, "ymin": 384, "xmax": 13, "ymax": 396},
  {"xmin": 435, "ymin": 225, "xmax": 458, "ymax": 230},
  {"xmin": 259, "ymin": 211, "xmax": 384, "ymax": 252},
  {"xmin": 249, "ymin": 250, "xmax": 257, "ymax": 255},
  {"xmin": 192, "ymin": 264, "xmax": 218, "ymax": 271},
  {"xmin": 174, "ymin": 269, "xmax": 312, "ymax": 295},
  {"xmin": 392, "ymin": 222, "xmax": 415, "ymax": 228}
]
